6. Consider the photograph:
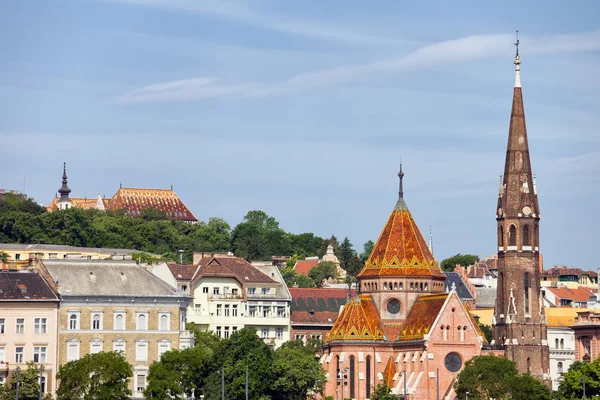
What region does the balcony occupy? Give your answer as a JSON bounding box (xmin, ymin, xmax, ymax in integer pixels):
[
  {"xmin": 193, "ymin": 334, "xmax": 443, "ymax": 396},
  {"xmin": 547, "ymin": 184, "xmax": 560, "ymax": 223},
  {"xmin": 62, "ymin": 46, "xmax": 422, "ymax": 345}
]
[
  {"xmin": 179, "ymin": 330, "xmax": 195, "ymax": 349},
  {"xmin": 208, "ymin": 294, "xmax": 243, "ymax": 300}
]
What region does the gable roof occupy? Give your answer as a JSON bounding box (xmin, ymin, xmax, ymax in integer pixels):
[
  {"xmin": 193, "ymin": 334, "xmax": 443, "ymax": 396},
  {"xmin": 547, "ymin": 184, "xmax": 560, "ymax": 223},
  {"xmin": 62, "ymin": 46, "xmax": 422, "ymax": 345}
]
[
  {"xmin": 46, "ymin": 197, "xmax": 101, "ymax": 211},
  {"xmin": 289, "ymin": 288, "xmax": 353, "ymax": 325},
  {"xmin": 325, "ymin": 294, "xmax": 386, "ymax": 342},
  {"xmin": 0, "ymin": 271, "xmax": 60, "ymax": 301},
  {"xmin": 543, "ymin": 266, "xmax": 598, "ymax": 278},
  {"xmin": 546, "ymin": 286, "xmax": 594, "ymax": 303},
  {"xmin": 293, "ymin": 259, "xmax": 320, "ymax": 276},
  {"xmin": 167, "ymin": 263, "xmax": 197, "ymax": 281},
  {"xmin": 397, "ymin": 293, "xmax": 448, "ymax": 341},
  {"xmin": 194, "ymin": 255, "xmax": 276, "ymax": 284},
  {"xmin": 108, "ymin": 188, "xmax": 197, "ymax": 222}
]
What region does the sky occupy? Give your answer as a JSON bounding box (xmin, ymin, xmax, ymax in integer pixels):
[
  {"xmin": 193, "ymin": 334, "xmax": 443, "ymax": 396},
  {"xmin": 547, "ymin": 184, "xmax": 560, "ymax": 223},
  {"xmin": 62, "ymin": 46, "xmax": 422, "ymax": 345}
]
[{"xmin": 1, "ymin": 0, "xmax": 599, "ymax": 269}]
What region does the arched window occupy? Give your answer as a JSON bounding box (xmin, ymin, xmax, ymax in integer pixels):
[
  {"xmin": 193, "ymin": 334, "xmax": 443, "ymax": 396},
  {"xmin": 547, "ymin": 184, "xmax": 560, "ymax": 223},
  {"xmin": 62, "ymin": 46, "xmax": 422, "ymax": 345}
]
[
  {"xmin": 69, "ymin": 314, "xmax": 78, "ymax": 330},
  {"xmin": 410, "ymin": 282, "xmax": 414, "ymax": 290},
  {"xmin": 160, "ymin": 314, "xmax": 169, "ymax": 331},
  {"xmin": 458, "ymin": 326, "xmax": 464, "ymax": 342},
  {"xmin": 527, "ymin": 357, "xmax": 531, "ymax": 374},
  {"xmin": 389, "ymin": 282, "xmax": 393, "ymax": 290},
  {"xmin": 555, "ymin": 338, "xmax": 559, "ymax": 349},
  {"xmin": 349, "ymin": 355, "xmax": 356, "ymax": 398},
  {"xmin": 498, "ymin": 225, "xmax": 504, "ymax": 247},
  {"xmin": 394, "ymin": 282, "xmax": 398, "ymax": 290},
  {"xmin": 138, "ymin": 314, "xmax": 147, "ymax": 330},
  {"xmin": 383, "ymin": 283, "xmax": 388, "ymax": 290},
  {"xmin": 92, "ymin": 314, "xmax": 101, "ymax": 330},
  {"xmin": 498, "ymin": 273, "xmax": 505, "ymax": 314},
  {"xmin": 509, "ymin": 225, "xmax": 517, "ymax": 246},
  {"xmin": 335, "ymin": 356, "xmax": 340, "ymax": 380},
  {"xmin": 420, "ymin": 283, "xmax": 424, "ymax": 291},
  {"xmin": 558, "ymin": 362, "xmax": 563, "ymax": 374},
  {"xmin": 523, "ymin": 225, "xmax": 530, "ymax": 247},
  {"xmin": 535, "ymin": 225, "xmax": 539, "ymax": 247},
  {"xmin": 524, "ymin": 273, "xmax": 530, "ymax": 314},
  {"xmin": 424, "ymin": 283, "xmax": 428, "ymax": 291},
  {"xmin": 560, "ymin": 339, "xmax": 564, "ymax": 349},
  {"xmin": 366, "ymin": 356, "xmax": 372, "ymax": 398},
  {"xmin": 115, "ymin": 314, "xmax": 124, "ymax": 330},
  {"xmin": 399, "ymin": 282, "xmax": 403, "ymax": 290}
]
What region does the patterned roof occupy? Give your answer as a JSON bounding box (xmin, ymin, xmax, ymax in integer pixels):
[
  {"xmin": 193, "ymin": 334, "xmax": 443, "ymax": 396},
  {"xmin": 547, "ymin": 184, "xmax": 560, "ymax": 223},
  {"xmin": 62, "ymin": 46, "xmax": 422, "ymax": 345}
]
[
  {"xmin": 397, "ymin": 293, "xmax": 448, "ymax": 341},
  {"xmin": 293, "ymin": 259, "xmax": 320, "ymax": 276},
  {"xmin": 325, "ymin": 294, "xmax": 386, "ymax": 342},
  {"xmin": 358, "ymin": 201, "xmax": 445, "ymax": 278},
  {"xmin": 383, "ymin": 356, "xmax": 396, "ymax": 387},
  {"xmin": 46, "ymin": 197, "xmax": 101, "ymax": 211},
  {"xmin": 108, "ymin": 188, "xmax": 197, "ymax": 222},
  {"xmin": 289, "ymin": 288, "xmax": 353, "ymax": 325}
]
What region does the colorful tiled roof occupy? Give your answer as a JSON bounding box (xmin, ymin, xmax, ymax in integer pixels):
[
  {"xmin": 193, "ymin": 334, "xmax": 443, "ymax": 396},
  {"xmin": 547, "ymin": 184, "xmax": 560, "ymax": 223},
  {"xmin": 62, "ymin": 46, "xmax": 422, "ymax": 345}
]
[
  {"xmin": 546, "ymin": 286, "xmax": 594, "ymax": 303},
  {"xmin": 325, "ymin": 294, "xmax": 386, "ymax": 342},
  {"xmin": 397, "ymin": 293, "xmax": 448, "ymax": 341},
  {"xmin": 383, "ymin": 356, "xmax": 396, "ymax": 387},
  {"xmin": 358, "ymin": 200, "xmax": 445, "ymax": 278},
  {"xmin": 108, "ymin": 188, "xmax": 197, "ymax": 222},
  {"xmin": 46, "ymin": 197, "xmax": 102, "ymax": 211},
  {"xmin": 289, "ymin": 288, "xmax": 354, "ymax": 325},
  {"xmin": 293, "ymin": 259, "xmax": 320, "ymax": 276}
]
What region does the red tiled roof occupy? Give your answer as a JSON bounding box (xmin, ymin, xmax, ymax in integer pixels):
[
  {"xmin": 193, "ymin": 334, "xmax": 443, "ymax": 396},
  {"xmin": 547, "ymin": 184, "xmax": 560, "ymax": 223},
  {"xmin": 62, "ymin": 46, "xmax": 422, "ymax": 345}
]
[
  {"xmin": 397, "ymin": 293, "xmax": 448, "ymax": 341},
  {"xmin": 467, "ymin": 263, "xmax": 492, "ymax": 279},
  {"xmin": 293, "ymin": 259, "xmax": 319, "ymax": 276},
  {"xmin": 289, "ymin": 288, "xmax": 354, "ymax": 325},
  {"xmin": 167, "ymin": 262, "xmax": 197, "ymax": 281},
  {"xmin": 326, "ymin": 294, "xmax": 386, "ymax": 342},
  {"xmin": 546, "ymin": 286, "xmax": 594, "ymax": 303},
  {"xmin": 194, "ymin": 255, "xmax": 275, "ymax": 284},
  {"xmin": 108, "ymin": 188, "xmax": 197, "ymax": 222},
  {"xmin": 46, "ymin": 197, "xmax": 102, "ymax": 211},
  {"xmin": 542, "ymin": 266, "xmax": 597, "ymax": 278}
]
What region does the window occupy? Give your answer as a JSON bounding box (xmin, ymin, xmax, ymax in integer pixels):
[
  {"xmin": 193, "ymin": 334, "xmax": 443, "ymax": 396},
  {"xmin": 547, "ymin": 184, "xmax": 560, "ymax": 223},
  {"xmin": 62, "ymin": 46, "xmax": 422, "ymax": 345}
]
[
  {"xmin": 34, "ymin": 318, "xmax": 47, "ymax": 334},
  {"xmin": 113, "ymin": 339, "xmax": 126, "ymax": 353},
  {"xmin": 276, "ymin": 306, "xmax": 285, "ymax": 317},
  {"xmin": 0, "ymin": 318, "xmax": 4, "ymax": 334},
  {"xmin": 249, "ymin": 306, "xmax": 257, "ymax": 317},
  {"xmin": 90, "ymin": 340, "xmax": 102, "ymax": 354},
  {"xmin": 261, "ymin": 288, "xmax": 269, "ymax": 295},
  {"xmin": 276, "ymin": 327, "xmax": 283, "ymax": 340},
  {"xmin": 263, "ymin": 306, "xmax": 270, "ymax": 318},
  {"xmin": 224, "ymin": 305, "xmax": 230, "ymax": 317},
  {"xmin": 261, "ymin": 328, "xmax": 269, "ymax": 338},
  {"xmin": 15, "ymin": 346, "xmax": 24, "ymax": 363},
  {"xmin": 509, "ymin": 225, "xmax": 517, "ymax": 246},
  {"xmin": 40, "ymin": 377, "xmax": 46, "ymax": 394},
  {"xmin": 33, "ymin": 346, "xmax": 47, "ymax": 363},
  {"xmin": 349, "ymin": 355, "xmax": 356, "ymax": 398},
  {"xmin": 158, "ymin": 340, "xmax": 170, "ymax": 358},
  {"xmin": 224, "ymin": 326, "xmax": 230, "ymax": 339},
  {"xmin": 16, "ymin": 318, "xmax": 24, "ymax": 334},
  {"xmin": 136, "ymin": 340, "xmax": 148, "ymax": 362},
  {"xmin": 213, "ymin": 287, "xmax": 220, "ymax": 295},
  {"xmin": 524, "ymin": 273, "xmax": 530, "ymax": 314},
  {"xmin": 498, "ymin": 225, "xmax": 504, "ymax": 247},
  {"xmin": 92, "ymin": 314, "xmax": 102, "ymax": 330},
  {"xmin": 203, "ymin": 287, "xmax": 209, "ymax": 294},
  {"xmin": 15, "ymin": 253, "xmax": 21, "ymax": 260},
  {"xmin": 137, "ymin": 312, "xmax": 148, "ymax": 330},
  {"xmin": 558, "ymin": 362, "xmax": 563, "ymax": 374},
  {"xmin": 68, "ymin": 312, "xmax": 80, "ymax": 330},
  {"xmin": 0, "ymin": 347, "xmax": 5, "ymax": 362},
  {"xmin": 216, "ymin": 304, "xmax": 222, "ymax": 316},
  {"xmin": 295, "ymin": 334, "xmax": 306, "ymax": 341},
  {"xmin": 159, "ymin": 313, "xmax": 170, "ymax": 331},
  {"xmin": 523, "ymin": 225, "xmax": 530, "ymax": 246},
  {"xmin": 232, "ymin": 288, "xmax": 239, "ymax": 296},
  {"xmin": 136, "ymin": 373, "xmax": 147, "ymax": 393},
  {"xmin": 67, "ymin": 340, "xmax": 80, "ymax": 361},
  {"xmin": 247, "ymin": 287, "xmax": 256, "ymax": 295},
  {"xmin": 555, "ymin": 338, "xmax": 559, "ymax": 349},
  {"xmin": 232, "ymin": 305, "xmax": 238, "ymax": 317},
  {"xmin": 114, "ymin": 313, "xmax": 125, "ymax": 330},
  {"xmin": 560, "ymin": 338, "xmax": 564, "ymax": 349},
  {"xmin": 366, "ymin": 356, "xmax": 372, "ymax": 398},
  {"xmin": 216, "ymin": 326, "xmax": 222, "ymax": 338}
]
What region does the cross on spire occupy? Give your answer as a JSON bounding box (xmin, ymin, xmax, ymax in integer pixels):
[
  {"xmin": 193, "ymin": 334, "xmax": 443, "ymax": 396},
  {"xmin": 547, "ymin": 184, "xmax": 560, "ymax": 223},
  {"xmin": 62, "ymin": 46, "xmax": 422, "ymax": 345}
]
[
  {"xmin": 513, "ymin": 30, "xmax": 521, "ymax": 88},
  {"xmin": 515, "ymin": 30, "xmax": 519, "ymax": 57},
  {"xmin": 398, "ymin": 160, "xmax": 404, "ymax": 199}
]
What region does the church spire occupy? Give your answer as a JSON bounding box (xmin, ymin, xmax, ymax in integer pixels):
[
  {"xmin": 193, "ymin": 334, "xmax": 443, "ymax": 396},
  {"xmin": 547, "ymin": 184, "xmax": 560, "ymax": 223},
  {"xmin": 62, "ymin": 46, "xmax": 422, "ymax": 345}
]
[
  {"xmin": 58, "ymin": 162, "xmax": 71, "ymax": 201},
  {"xmin": 394, "ymin": 161, "xmax": 408, "ymax": 210},
  {"xmin": 514, "ymin": 31, "xmax": 521, "ymax": 88}
]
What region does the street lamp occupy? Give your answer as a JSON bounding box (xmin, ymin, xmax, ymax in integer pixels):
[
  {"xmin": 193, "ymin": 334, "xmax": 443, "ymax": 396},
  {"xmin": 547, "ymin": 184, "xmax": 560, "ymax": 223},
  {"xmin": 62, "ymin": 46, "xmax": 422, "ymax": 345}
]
[
  {"xmin": 178, "ymin": 249, "xmax": 184, "ymax": 264},
  {"xmin": 466, "ymin": 391, "xmax": 470, "ymax": 400}
]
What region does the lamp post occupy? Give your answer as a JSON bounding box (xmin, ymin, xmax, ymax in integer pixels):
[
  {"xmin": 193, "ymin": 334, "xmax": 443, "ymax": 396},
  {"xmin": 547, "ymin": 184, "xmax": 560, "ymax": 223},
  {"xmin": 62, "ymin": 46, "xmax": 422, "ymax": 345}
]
[
  {"xmin": 178, "ymin": 249, "xmax": 184, "ymax": 264},
  {"xmin": 466, "ymin": 391, "xmax": 470, "ymax": 400}
]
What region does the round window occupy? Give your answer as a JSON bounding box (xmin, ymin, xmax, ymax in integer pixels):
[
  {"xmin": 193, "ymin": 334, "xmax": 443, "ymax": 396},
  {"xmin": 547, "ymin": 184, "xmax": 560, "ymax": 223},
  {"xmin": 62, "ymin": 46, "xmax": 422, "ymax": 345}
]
[
  {"xmin": 387, "ymin": 299, "xmax": 401, "ymax": 314},
  {"xmin": 445, "ymin": 352, "xmax": 462, "ymax": 372}
]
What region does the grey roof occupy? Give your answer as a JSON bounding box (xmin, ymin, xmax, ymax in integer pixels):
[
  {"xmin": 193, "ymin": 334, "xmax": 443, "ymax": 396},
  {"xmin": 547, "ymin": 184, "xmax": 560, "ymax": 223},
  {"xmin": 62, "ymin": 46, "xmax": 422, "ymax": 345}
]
[
  {"xmin": 42, "ymin": 259, "xmax": 183, "ymax": 298},
  {"xmin": 0, "ymin": 271, "xmax": 59, "ymax": 301},
  {"xmin": 0, "ymin": 243, "xmax": 153, "ymax": 255},
  {"xmin": 444, "ymin": 272, "xmax": 474, "ymax": 300},
  {"xmin": 475, "ymin": 287, "xmax": 497, "ymax": 308}
]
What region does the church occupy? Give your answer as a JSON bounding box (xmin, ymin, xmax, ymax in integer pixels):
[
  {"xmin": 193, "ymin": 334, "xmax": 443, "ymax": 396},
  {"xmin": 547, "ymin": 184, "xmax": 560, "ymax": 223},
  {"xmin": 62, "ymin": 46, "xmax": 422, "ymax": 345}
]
[{"xmin": 321, "ymin": 42, "xmax": 550, "ymax": 399}]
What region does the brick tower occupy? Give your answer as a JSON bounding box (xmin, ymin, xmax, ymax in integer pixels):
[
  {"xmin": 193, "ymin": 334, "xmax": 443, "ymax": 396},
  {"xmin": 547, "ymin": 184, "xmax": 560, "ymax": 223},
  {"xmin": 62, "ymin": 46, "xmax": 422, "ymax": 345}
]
[{"xmin": 492, "ymin": 37, "xmax": 550, "ymax": 382}]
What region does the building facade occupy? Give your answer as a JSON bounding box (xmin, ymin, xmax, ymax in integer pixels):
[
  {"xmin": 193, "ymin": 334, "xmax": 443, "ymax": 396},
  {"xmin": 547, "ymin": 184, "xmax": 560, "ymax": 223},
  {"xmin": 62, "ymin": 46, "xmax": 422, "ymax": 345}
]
[
  {"xmin": 572, "ymin": 310, "xmax": 600, "ymax": 363},
  {"xmin": 0, "ymin": 271, "xmax": 60, "ymax": 395},
  {"xmin": 38, "ymin": 259, "xmax": 193, "ymax": 398},
  {"xmin": 492, "ymin": 45, "xmax": 550, "ymax": 382},
  {"xmin": 185, "ymin": 254, "xmax": 292, "ymax": 347}
]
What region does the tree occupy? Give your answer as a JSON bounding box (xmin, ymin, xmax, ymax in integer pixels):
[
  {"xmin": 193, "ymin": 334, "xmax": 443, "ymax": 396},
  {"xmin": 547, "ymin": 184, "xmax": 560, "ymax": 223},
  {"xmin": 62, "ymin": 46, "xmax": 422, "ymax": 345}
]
[
  {"xmin": 308, "ymin": 261, "xmax": 338, "ymax": 287},
  {"xmin": 440, "ymin": 253, "xmax": 480, "ymax": 272},
  {"xmin": 454, "ymin": 355, "xmax": 551, "ymax": 400},
  {"xmin": 271, "ymin": 340, "xmax": 327, "ymax": 400},
  {"xmin": 558, "ymin": 359, "xmax": 600, "ymax": 399},
  {"xmin": 478, "ymin": 323, "xmax": 493, "ymax": 343},
  {"xmin": 338, "ymin": 237, "xmax": 363, "ymax": 283},
  {"xmin": 0, "ymin": 251, "xmax": 7, "ymax": 263},
  {"xmin": 360, "ymin": 240, "xmax": 375, "ymax": 263},
  {"xmin": 280, "ymin": 267, "xmax": 315, "ymax": 288},
  {"xmin": 2, "ymin": 362, "xmax": 51, "ymax": 400},
  {"xmin": 56, "ymin": 351, "xmax": 133, "ymax": 400},
  {"xmin": 370, "ymin": 382, "xmax": 398, "ymax": 400}
]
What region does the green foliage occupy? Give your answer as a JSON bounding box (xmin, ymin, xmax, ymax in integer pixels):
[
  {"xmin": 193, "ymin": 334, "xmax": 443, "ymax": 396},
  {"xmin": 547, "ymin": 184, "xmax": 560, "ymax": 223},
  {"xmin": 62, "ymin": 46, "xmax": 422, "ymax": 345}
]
[
  {"xmin": 280, "ymin": 266, "xmax": 316, "ymax": 288},
  {"xmin": 308, "ymin": 261, "xmax": 339, "ymax": 287},
  {"xmin": 478, "ymin": 323, "xmax": 493, "ymax": 343},
  {"xmin": 271, "ymin": 340, "xmax": 327, "ymax": 400},
  {"xmin": 440, "ymin": 253, "xmax": 480, "ymax": 272},
  {"xmin": 1, "ymin": 362, "xmax": 51, "ymax": 400},
  {"xmin": 454, "ymin": 355, "xmax": 551, "ymax": 400},
  {"xmin": 286, "ymin": 254, "xmax": 300, "ymax": 268},
  {"xmin": 557, "ymin": 359, "xmax": 600, "ymax": 399},
  {"xmin": 370, "ymin": 382, "xmax": 399, "ymax": 400},
  {"xmin": 56, "ymin": 351, "xmax": 133, "ymax": 400},
  {"xmin": 0, "ymin": 251, "xmax": 7, "ymax": 263},
  {"xmin": 360, "ymin": 240, "xmax": 375, "ymax": 263},
  {"xmin": 338, "ymin": 237, "xmax": 363, "ymax": 281}
]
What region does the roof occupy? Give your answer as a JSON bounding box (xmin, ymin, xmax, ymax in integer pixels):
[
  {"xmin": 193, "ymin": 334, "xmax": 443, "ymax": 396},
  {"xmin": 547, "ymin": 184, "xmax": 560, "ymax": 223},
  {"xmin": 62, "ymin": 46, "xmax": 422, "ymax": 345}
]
[
  {"xmin": 444, "ymin": 272, "xmax": 474, "ymax": 300},
  {"xmin": 546, "ymin": 286, "xmax": 594, "ymax": 303},
  {"xmin": 383, "ymin": 356, "xmax": 396, "ymax": 387},
  {"xmin": 0, "ymin": 243, "xmax": 148, "ymax": 256},
  {"xmin": 293, "ymin": 259, "xmax": 320, "ymax": 276},
  {"xmin": 397, "ymin": 293, "xmax": 448, "ymax": 341},
  {"xmin": 108, "ymin": 188, "xmax": 197, "ymax": 222},
  {"xmin": 194, "ymin": 255, "xmax": 276, "ymax": 285},
  {"xmin": 326, "ymin": 294, "xmax": 386, "ymax": 342},
  {"xmin": 289, "ymin": 288, "xmax": 353, "ymax": 325},
  {"xmin": 167, "ymin": 263, "xmax": 197, "ymax": 281},
  {"xmin": 46, "ymin": 197, "xmax": 101, "ymax": 211},
  {"xmin": 467, "ymin": 263, "xmax": 494, "ymax": 279},
  {"xmin": 542, "ymin": 266, "xmax": 597, "ymax": 278},
  {"xmin": 475, "ymin": 287, "xmax": 497, "ymax": 308},
  {"xmin": 42, "ymin": 259, "xmax": 183, "ymax": 297},
  {"xmin": 0, "ymin": 271, "xmax": 60, "ymax": 301},
  {"xmin": 358, "ymin": 201, "xmax": 445, "ymax": 278},
  {"xmin": 470, "ymin": 308, "xmax": 494, "ymax": 326},
  {"xmin": 546, "ymin": 307, "xmax": 589, "ymax": 328}
]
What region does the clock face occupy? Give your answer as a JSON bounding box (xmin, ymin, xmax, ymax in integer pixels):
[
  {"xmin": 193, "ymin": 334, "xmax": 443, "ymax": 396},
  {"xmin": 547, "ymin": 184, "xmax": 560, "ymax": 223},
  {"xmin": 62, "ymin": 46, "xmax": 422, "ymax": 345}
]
[
  {"xmin": 522, "ymin": 206, "xmax": 531, "ymax": 216},
  {"xmin": 445, "ymin": 353, "xmax": 462, "ymax": 372},
  {"xmin": 387, "ymin": 299, "xmax": 401, "ymax": 314}
]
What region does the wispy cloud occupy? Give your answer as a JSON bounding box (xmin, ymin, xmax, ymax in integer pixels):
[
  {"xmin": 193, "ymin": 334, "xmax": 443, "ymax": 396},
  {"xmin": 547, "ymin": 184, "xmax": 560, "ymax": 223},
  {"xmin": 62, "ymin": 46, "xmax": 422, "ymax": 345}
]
[
  {"xmin": 114, "ymin": 30, "xmax": 600, "ymax": 104},
  {"xmin": 104, "ymin": 0, "xmax": 391, "ymax": 46}
]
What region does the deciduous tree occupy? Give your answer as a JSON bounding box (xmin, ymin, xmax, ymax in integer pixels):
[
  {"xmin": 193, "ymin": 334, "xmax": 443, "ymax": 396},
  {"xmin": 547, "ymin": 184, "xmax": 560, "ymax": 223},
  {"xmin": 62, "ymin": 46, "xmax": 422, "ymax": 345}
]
[
  {"xmin": 558, "ymin": 359, "xmax": 600, "ymax": 399},
  {"xmin": 308, "ymin": 261, "xmax": 338, "ymax": 287},
  {"xmin": 440, "ymin": 253, "xmax": 480, "ymax": 272}
]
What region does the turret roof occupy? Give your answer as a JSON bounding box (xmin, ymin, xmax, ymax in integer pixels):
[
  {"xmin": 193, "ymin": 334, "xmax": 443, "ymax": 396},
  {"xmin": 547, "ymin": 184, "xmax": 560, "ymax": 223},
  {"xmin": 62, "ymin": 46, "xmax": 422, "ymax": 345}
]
[{"xmin": 325, "ymin": 294, "xmax": 386, "ymax": 342}]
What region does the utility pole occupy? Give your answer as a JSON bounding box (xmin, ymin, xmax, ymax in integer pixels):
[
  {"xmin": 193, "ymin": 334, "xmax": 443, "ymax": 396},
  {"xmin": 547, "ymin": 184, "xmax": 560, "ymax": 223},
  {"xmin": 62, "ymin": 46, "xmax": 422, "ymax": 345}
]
[
  {"xmin": 245, "ymin": 364, "xmax": 249, "ymax": 400},
  {"xmin": 39, "ymin": 364, "xmax": 43, "ymax": 400},
  {"xmin": 15, "ymin": 367, "xmax": 20, "ymax": 400}
]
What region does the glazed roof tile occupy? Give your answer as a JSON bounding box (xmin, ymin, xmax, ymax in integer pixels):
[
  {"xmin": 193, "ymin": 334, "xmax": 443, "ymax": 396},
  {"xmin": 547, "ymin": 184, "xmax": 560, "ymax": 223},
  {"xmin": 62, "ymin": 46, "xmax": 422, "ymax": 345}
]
[
  {"xmin": 397, "ymin": 293, "xmax": 448, "ymax": 341},
  {"xmin": 325, "ymin": 294, "xmax": 386, "ymax": 342},
  {"xmin": 46, "ymin": 197, "xmax": 100, "ymax": 211},
  {"xmin": 289, "ymin": 288, "xmax": 353, "ymax": 325},
  {"xmin": 358, "ymin": 205, "xmax": 445, "ymax": 278},
  {"xmin": 108, "ymin": 188, "xmax": 197, "ymax": 222}
]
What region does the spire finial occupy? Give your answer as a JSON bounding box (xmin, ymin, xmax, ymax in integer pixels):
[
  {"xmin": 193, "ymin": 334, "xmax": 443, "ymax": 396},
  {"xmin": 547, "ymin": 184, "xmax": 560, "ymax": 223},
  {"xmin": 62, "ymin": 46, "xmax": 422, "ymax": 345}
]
[
  {"xmin": 398, "ymin": 159, "xmax": 404, "ymax": 199},
  {"xmin": 428, "ymin": 226, "xmax": 433, "ymax": 254},
  {"xmin": 58, "ymin": 162, "xmax": 71, "ymax": 200},
  {"xmin": 514, "ymin": 30, "xmax": 521, "ymax": 88}
]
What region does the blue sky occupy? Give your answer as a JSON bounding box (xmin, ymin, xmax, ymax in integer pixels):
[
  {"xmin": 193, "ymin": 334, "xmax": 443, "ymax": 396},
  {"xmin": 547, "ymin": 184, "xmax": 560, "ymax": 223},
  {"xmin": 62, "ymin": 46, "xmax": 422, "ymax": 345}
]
[{"xmin": 1, "ymin": 0, "xmax": 599, "ymax": 269}]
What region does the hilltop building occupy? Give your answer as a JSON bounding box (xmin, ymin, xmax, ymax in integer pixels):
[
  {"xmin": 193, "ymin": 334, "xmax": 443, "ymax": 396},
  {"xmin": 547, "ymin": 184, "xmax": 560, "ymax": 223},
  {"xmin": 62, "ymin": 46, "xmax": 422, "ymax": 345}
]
[
  {"xmin": 46, "ymin": 164, "xmax": 197, "ymax": 222},
  {"xmin": 491, "ymin": 42, "xmax": 551, "ymax": 382},
  {"xmin": 321, "ymin": 166, "xmax": 486, "ymax": 399},
  {"xmin": 292, "ymin": 245, "xmax": 346, "ymax": 283}
]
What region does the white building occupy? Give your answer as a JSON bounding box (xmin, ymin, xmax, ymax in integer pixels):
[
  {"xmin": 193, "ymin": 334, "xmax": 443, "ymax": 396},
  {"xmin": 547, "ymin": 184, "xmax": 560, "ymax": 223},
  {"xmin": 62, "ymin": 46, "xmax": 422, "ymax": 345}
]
[
  {"xmin": 166, "ymin": 254, "xmax": 292, "ymax": 347},
  {"xmin": 546, "ymin": 310, "xmax": 579, "ymax": 390}
]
